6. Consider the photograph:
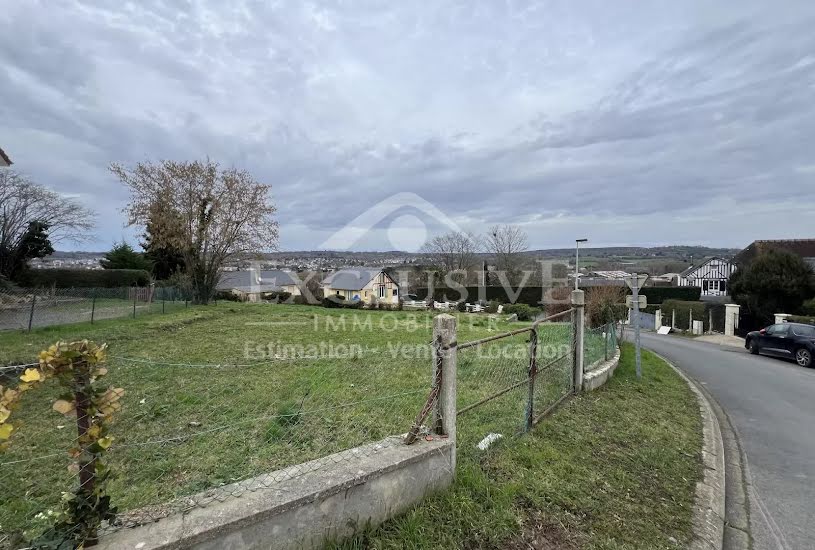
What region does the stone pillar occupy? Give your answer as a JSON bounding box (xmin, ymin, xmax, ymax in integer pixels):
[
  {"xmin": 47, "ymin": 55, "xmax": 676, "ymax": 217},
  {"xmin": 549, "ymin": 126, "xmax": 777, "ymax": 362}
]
[
  {"xmin": 672, "ymin": 309, "xmax": 676, "ymax": 330},
  {"xmin": 571, "ymin": 290, "xmax": 585, "ymax": 392},
  {"xmin": 775, "ymin": 313, "xmax": 792, "ymax": 324},
  {"xmin": 655, "ymin": 309, "xmax": 663, "ymax": 330},
  {"xmin": 725, "ymin": 304, "xmax": 740, "ymax": 336}
]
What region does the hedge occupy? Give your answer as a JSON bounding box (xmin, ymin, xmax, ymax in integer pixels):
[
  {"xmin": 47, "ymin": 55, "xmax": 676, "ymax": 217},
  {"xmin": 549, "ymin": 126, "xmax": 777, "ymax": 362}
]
[
  {"xmin": 17, "ymin": 269, "xmax": 151, "ymax": 288},
  {"xmin": 415, "ymin": 284, "xmax": 701, "ymax": 307},
  {"xmin": 630, "ymin": 286, "xmax": 701, "ymax": 304},
  {"xmin": 789, "ymin": 315, "xmax": 815, "ymax": 326},
  {"xmin": 415, "ymin": 286, "xmax": 556, "ymax": 307},
  {"xmin": 660, "ymin": 300, "xmax": 726, "ymax": 332}
]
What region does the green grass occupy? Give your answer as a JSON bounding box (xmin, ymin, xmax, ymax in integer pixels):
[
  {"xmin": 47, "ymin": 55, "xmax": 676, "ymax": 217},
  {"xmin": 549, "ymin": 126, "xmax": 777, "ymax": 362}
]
[
  {"xmin": 331, "ymin": 344, "xmax": 702, "ymax": 550},
  {"xmin": 1, "ymin": 304, "xmax": 564, "ymax": 540}
]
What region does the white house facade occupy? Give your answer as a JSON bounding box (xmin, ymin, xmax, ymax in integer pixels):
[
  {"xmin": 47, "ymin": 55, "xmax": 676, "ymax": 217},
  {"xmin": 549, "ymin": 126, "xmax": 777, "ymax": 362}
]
[
  {"xmin": 678, "ymin": 258, "xmax": 737, "ymax": 296},
  {"xmin": 322, "ymin": 268, "xmax": 399, "ymax": 304}
]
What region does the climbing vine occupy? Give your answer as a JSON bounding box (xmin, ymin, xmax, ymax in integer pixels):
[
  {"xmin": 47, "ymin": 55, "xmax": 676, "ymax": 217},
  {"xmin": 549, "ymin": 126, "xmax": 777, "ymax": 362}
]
[{"xmin": 0, "ymin": 340, "xmax": 123, "ymax": 548}]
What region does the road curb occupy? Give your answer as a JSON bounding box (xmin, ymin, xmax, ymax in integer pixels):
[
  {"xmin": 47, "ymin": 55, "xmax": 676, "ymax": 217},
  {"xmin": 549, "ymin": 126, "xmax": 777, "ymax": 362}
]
[{"xmin": 652, "ymin": 351, "xmax": 726, "ymax": 550}]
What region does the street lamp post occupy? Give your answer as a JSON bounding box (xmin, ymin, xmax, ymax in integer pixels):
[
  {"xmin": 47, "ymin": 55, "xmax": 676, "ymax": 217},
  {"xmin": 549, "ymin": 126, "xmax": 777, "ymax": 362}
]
[{"xmin": 575, "ymin": 239, "xmax": 588, "ymax": 290}]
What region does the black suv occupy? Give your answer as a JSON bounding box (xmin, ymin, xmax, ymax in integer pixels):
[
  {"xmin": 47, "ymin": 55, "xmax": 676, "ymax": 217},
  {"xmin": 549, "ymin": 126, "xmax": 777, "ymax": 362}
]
[{"xmin": 745, "ymin": 322, "xmax": 815, "ymax": 368}]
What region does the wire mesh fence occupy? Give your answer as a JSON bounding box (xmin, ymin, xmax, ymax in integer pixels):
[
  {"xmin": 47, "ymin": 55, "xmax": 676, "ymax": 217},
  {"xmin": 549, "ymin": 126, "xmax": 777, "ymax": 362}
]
[
  {"xmin": 0, "ymin": 287, "xmax": 190, "ymax": 331},
  {"xmin": 584, "ymin": 322, "xmax": 618, "ymax": 372},
  {"xmin": 0, "ymin": 344, "xmax": 430, "ymax": 547},
  {"xmin": 1, "ymin": 300, "xmax": 618, "ymax": 548},
  {"xmin": 454, "ymin": 310, "xmax": 574, "ymax": 455}
]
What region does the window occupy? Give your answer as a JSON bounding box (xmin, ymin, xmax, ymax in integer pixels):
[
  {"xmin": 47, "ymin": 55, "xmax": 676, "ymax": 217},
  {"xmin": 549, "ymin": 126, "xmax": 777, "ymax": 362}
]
[
  {"xmin": 792, "ymin": 325, "xmax": 815, "ymax": 337},
  {"xmin": 766, "ymin": 324, "xmax": 789, "ymax": 336},
  {"xmin": 379, "ymin": 285, "xmax": 385, "ymax": 298},
  {"xmin": 393, "ymin": 288, "xmax": 398, "ymax": 296}
]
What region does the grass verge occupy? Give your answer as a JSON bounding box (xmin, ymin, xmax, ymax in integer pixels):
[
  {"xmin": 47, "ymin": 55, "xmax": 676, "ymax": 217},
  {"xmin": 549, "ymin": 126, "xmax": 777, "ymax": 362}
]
[{"xmin": 332, "ymin": 343, "xmax": 702, "ymax": 550}]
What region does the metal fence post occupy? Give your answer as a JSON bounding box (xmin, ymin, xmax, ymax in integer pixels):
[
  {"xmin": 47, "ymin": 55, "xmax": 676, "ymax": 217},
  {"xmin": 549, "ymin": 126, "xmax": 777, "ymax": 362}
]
[
  {"xmin": 433, "ymin": 314, "xmax": 457, "ymax": 470},
  {"xmin": 91, "ymin": 289, "xmax": 97, "ymax": 324},
  {"xmin": 27, "ymin": 293, "xmax": 37, "ymax": 332},
  {"xmin": 525, "ymin": 327, "xmax": 538, "ymax": 431},
  {"xmin": 604, "ymin": 323, "xmax": 609, "ymax": 361},
  {"xmin": 571, "ymin": 290, "xmax": 585, "ymax": 393}
]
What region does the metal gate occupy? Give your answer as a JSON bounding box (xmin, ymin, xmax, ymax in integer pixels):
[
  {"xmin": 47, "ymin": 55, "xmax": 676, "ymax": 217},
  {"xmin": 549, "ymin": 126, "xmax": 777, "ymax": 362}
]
[{"xmin": 631, "ymin": 311, "xmax": 655, "ymax": 330}]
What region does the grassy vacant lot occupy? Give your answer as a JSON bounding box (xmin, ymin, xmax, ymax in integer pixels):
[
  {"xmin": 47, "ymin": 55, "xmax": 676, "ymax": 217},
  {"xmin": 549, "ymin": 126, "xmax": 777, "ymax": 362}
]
[
  {"xmin": 1, "ymin": 304, "xmax": 573, "ymax": 541},
  {"xmin": 333, "ymin": 344, "xmax": 702, "ymax": 550}
]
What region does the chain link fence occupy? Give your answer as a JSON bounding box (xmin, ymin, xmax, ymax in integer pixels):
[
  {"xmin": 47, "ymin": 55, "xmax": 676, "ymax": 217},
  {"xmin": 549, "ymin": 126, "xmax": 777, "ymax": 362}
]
[
  {"xmin": 584, "ymin": 322, "xmax": 618, "ymax": 372},
  {"xmin": 0, "ymin": 344, "xmax": 430, "ymax": 547},
  {"xmin": 454, "ymin": 310, "xmax": 574, "ymax": 454},
  {"xmin": 1, "ymin": 300, "xmax": 619, "ymax": 548},
  {"xmin": 0, "ymin": 287, "xmax": 190, "ymax": 331}
]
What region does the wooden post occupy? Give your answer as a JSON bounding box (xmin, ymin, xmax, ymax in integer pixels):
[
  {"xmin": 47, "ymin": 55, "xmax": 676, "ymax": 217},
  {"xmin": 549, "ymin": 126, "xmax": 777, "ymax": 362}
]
[
  {"xmin": 132, "ymin": 288, "xmax": 137, "ymax": 319},
  {"xmin": 526, "ymin": 327, "xmax": 538, "ymax": 431},
  {"xmin": 571, "ymin": 290, "xmax": 585, "ymax": 392},
  {"xmin": 91, "ymin": 290, "xmax": 97, "ymax": 324},
  {"xmin": 27, "ymin": 294, "xmax": 37, "ymax": 332}
]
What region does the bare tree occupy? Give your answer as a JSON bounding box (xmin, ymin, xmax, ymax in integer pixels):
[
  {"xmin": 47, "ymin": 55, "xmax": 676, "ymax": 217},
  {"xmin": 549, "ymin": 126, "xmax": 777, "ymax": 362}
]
[
  {"xmin": 0, "ymin": 170, "xmax": 95, "ymax": 278},
  {"xmin": 110, "ymin": 160, "xmax": 278, "ymax": 304},
  {"xmin": 485, "ymin": 224, "xmax": 529, "ymax": 281},
  {"xmin": 423, "ymin": 231, "xmax": 481, "ymax": 275}
]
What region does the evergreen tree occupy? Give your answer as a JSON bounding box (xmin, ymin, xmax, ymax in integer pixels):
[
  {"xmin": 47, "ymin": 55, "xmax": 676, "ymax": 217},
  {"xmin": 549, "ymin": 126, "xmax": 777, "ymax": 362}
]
[
  {"xmin": 101, "ymin": 241, "xmax": 152, "ymax": 271},
  {"xmin": 730, "ymin": 249, "xmax": 815, "ymax": 323}
]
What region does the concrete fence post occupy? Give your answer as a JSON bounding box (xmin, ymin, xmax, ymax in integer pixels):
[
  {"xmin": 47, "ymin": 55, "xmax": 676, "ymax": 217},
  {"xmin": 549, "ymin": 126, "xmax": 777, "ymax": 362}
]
[
  {"xmin": 571, "ymin": 290, "xmax": 585, "ymax": 393},
  {"xmin": 672, "ymin": 309, "xmax": 676, "ymax": 330},
  {"xmin": 433, "ymin": 314, "xmax": 457, "ymax": 469},
  {"xmin": 655, "ymin": 309, "xmax": 663, "ymax": 330}
]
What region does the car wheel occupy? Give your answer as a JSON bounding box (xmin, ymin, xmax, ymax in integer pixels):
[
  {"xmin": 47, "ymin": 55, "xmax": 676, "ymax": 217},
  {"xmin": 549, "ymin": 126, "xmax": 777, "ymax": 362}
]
[
  {"xmin": 795, "ymin": 348, "xmax": 813, "ymax": 368},
  {"xmin": 748, "ymin": 339, "xmax": 759, "ymax": 355}
]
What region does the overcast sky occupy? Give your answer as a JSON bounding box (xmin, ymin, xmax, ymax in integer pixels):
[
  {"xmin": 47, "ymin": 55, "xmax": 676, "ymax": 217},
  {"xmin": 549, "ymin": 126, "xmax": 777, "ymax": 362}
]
[{"xmin": 2, "ymin": 1, "xmax": 815, "ymax": 252}]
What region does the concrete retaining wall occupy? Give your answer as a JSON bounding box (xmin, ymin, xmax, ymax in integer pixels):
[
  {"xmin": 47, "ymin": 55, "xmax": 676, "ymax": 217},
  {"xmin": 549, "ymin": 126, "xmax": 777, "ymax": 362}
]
[
  {"xmin": 582, "ymin": 346, "xmax": 621, "ymax": 392},
  {"xmin": 98, "ymin": 436, "xmax": 454, "ymax": 550}
]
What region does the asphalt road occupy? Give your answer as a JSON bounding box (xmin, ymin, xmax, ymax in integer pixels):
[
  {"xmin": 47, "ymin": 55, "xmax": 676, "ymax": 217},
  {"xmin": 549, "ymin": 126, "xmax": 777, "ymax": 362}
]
[{"xmin": 634, "ymin": 332, "xmax": 815, "ymax": 550}]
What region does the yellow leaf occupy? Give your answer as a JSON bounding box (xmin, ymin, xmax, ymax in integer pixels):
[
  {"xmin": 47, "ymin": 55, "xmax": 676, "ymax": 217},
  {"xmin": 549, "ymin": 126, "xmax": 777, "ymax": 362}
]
[
  {"xmin": 20, "ymin": 368, "xmax": 41, "ymax": 383},
  {"xmin": 0, "ymin": 423, "xmax": 13, "ymax": 440},
  {"xmin": 87, "ymin": 425, "xmax": 101, "ymax": 438},
  {"xmin": 52, "ymin": 400, "xmax": 75, "ymax": 416},
  {"xmin": 0, "ymin": 406, "xmax": 9, "ymax": 423},
  {"xmin": 97, "ymin": 436, "xmax": 114, "ymax": 450}
]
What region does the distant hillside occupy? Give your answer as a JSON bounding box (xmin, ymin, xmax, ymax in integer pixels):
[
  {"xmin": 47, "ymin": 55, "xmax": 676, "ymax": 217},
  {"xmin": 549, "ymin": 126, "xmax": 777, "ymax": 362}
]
[{"xmin": 527, "ymin": 245, "xmax": 740, "ymax": 260}]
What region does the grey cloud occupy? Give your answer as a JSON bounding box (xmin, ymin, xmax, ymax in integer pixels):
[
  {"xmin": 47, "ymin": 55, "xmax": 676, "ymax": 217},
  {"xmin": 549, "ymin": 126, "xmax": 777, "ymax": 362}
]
[{"xmin": 1, "ymin": 0, "xmax": 814, "ymax": 250}]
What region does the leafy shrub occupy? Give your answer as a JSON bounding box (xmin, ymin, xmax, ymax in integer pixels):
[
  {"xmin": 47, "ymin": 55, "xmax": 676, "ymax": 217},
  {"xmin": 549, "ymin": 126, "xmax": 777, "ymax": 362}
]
[
  {"xmin": 292, "ymin": 295, "xmax": 311, "ymax": 305},
  {"xmin": 789, "ymin": 315, "xmax": 815, "ymax": 326},
  {"xmin": 322, "ymin": 296, "xmax": 363, "ymax": 309},
  {"xmin": 261, "ymin": 291, "xmax": 292, "ymax": 302},
  {"xmin": 630, "ymin": 286, "xmax": 701, "ymax": 304},
  {"xmin": 586, "ymin": 286, "xmax": 626, "ymax": 327},
  {"xmin": 503, "ymin": 303, "xmax": 539, "ymax": 321},
  {"xmin": 17, "ymin": 268, "xmax": 151, "ymax": 288},
  {"xmin": 802, "ymin": 298, "xmax": 815, "ymax": 316},
  {"xmin": 662, "ymin": 300, "xmax": 707, "ymax": 331},
  {"xmin": 484, "ymin": 300, "xmax": 502, "ymax": 314},
  {"xmin": 214, "ymin": 290, "xmax": 241, "ymax": 302}
]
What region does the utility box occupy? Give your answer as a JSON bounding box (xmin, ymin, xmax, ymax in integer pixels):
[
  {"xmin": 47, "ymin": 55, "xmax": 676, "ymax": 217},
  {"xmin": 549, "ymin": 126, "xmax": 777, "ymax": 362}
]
[{"xmin": 692, "ymin": 320, "xmax": 704, "ymax": 335}]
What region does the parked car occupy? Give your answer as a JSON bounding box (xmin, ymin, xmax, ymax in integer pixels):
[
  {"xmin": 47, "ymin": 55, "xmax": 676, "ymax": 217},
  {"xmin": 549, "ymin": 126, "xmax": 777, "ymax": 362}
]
[{"xmin": 745, "ymin": 322, "xmax": 815, "ymax": 367}]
